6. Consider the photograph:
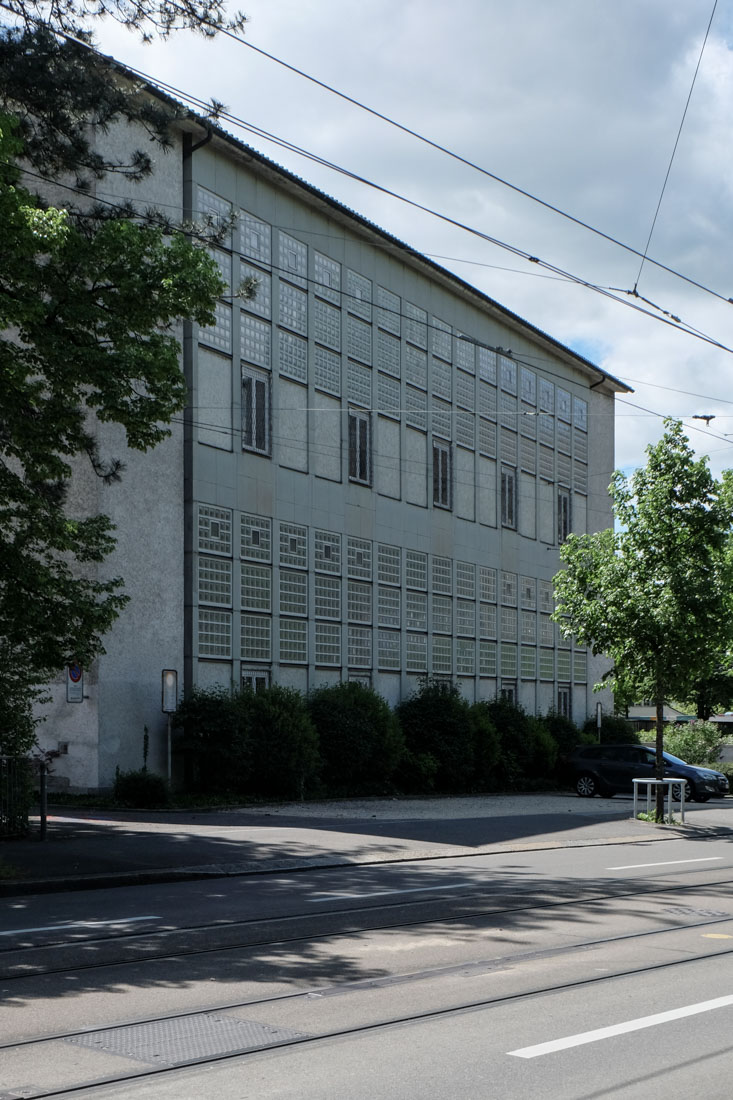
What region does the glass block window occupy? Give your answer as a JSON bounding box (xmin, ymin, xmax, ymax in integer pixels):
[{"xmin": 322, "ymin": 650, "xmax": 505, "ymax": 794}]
[
  {"xmin": 540, "ymin": 615, "xmax": 554, "ymax": 646},
  {"xmin": 405, "ymin": 550, "xmax": 428, "ymax": 590},
  {"xmin": 405, "ymin": 345, "xmax": 428, "ymax": 389},
  {"xmin": 479, "ymin": 602, "xmax": 497, "ymax": 639},
  {"xmin": 241, "ymin": 314, "xmax": 271, "ymax": 368},
  {"xmin": 557, "ymin": 452, "xmax": 572, "ymax": 487},
  {"xmin": 521, "ymin": 404, "xmax": 537, "ymax": 440},
  {"xmin": 198, "ymin": 505, "xmax": 232, "ymax": 556},
  {"xmin": 314, "ymin": 345, "xmax": 341, "ymax": 396},
  {"xmin": 278, "ymin": 232, "xmax": 307, "ymax": 287},
  {"xmin": 405, "ymin": 386, "xmax": 427, "ymax": 431},
  {"xmin": 378, "ymin": 629, "xmax": 401, "ymax": 670},
  {"xmin": 574, "ymin": 397, "xmax": 588, "ymax": 432},
  {"xmin": 539, "ymin": 378, "xmax": 554, "ymax": 413},
  {"xmin": 406, "ymin": 590, "xmax": 427, "ymax": 631},
  {"xmin": 557, "ymin": 419, "xmax": 572, "ymax": 455},
  {"xmin": 456, "ymin": 410, "xmax": 475, "ymax": 449},
  {"xmin": 279, "ymin": 523, "xmax": 307, "ymax": 569},
  {"xmin": 197, "ymin": 186, "xmax": 232, "ymax": 246},
  {"xmin": 500, "ymin": 393, "xmax": 518, "ymax": 431},
  {"xmin": 433, "ymin": 635, "xmax": 452, "ymax": 675},
  {"xmin": 456, "ymin": 561, "xmax": 475, "ymax": 599},
  {"xmin": 280, "ymin": 618, "xmax": 307, "ymax": 663},
  {"xmin": 432, "ymin": 317, "xmax": 452, "ymax": 361},
  {"xmin": 478, "ymin": 345, "xmax": 497, "ymax": 384},
  {"xmin": 348, "ymin": 360, "xmax": 372, "ymax": 408},
  {"xmin": 539, "ymin": 445, "xmax": 554, "ymax": 481},
  {"xmin": 348, "ymin": 626, "xmax": 372, "ymax": 667},
  {"xmin": 457, "ymin": 600, "xmax": 475, "ymax": 636},
  {"xmin": 314, "ymin": 298, "xmax": 341, "ymax": 350},
  {"xmin": 557, "ymin": 648, "xmax": 572, "ymax": 680},
  {"xmin": 557, "ymin": 388, "xmax": 572, "ymax": 422},
  {"xmin": 241, "ymin": 614, "xmax": 271, "ymax": 662},
  {"xmin": 500, "ymin": 428, "xmax": 518, "ymax": 467},
  {"xmin": 558, "ymin": 619, "xmax": 572, "ymax": 648},
  {"xmin": 520, "ymin": 436, "xmax": 536, "ymax": 474},
  {"xmin": 376, "ymin": 286, "xmax": 401, "ymax": 334},
  {"xmin": 574, "ymin": 428, "xmax": 588, "ymax": 463},
  {"xmin": 501, "ymin": 606, "xmax": 517, "ymax": 641},
  {"xmin": 478, "ymin": 379, "xmax": 497, "ymax": 419},
  {"xmin": 378, "ymin": 586, "xmax": 400, "ymax": 628},
  {"xmin": 198, "ymin": 557, "xmax": 232, "ymax": 606},
  {"xmin": 519, "ymin": 366, "xmax": 536, "ymax": 405},
  {"xmin": 279, "ymin": 569, "xmax": 307, "ymax": 616},
  {"xmin": 479, "ymin": 567, "xmax": 497, "ymax": 603},
  {"xmin": 457, "ymin": 639, "xmax": 475, "ymax": 675},
  {"xmin": 519, "ymin": 577, "xmax": 536, "ymax": 609},
  {"xmin": 346, "ymin": 270, "xmax": 372, "ymax": 320},
  {"xmin": 539, "ymin": 648, "xmax": 554, "ymax": 680},
  {"xmin": 574, "ymin": 649, "xmax": 587, "ymax": 682},
  {"xmin": 347, "ymin": 538, "xmax": 372, "ymax": 580},
  {"xmin": 278, "ymin": 330, "xmax": 307, "ymax": 383},
  {"xmin": 240, "ymin": 211, "xmax": 271, "ymax": 266},
  {"xmin": 501, "ymin": 571, "xmax": 518, "ymax": 606},
  {"xmin": 279, "ymin": 282, "xmax": 307, "ymax": 335},
  {"xmin": 521, "ymin": 610, "xmax": 536, "ymax": 642},
  {"xmin": 241, "ymin": 563, "xmax": 271, "ymax": 611},
  {"xmin": 479, "ymin": 640, "xmax": 497, "ymax": 677},
  {"xmin": 377, "ymin": 544, "xmax": 401, "ymax": 586},
  {"xmin": 378, "ymin": 372, "xmax": 400, "ymax": 419},
  {"xmin": 348, "ymin": 580, "xmax": 372, "ymax": 623},
  {"xmin": 406, "ymin": 632, "xmax": 428, "ymax": 672},
  {"xmin": 200, "ymin": 301, "xmax": 232, "ymax": 353},
  {"xmin": 500, "ymin": 643, "xmax": 517, "ymax": 677},
  {"xmin": 432, "ymin": 594, "xmax": 452, "ymax": 633},
  {"xmin": 377, "ymin": 330, "xmax": 401, "ymax": 378},
  {"xmin": 478, "ymin": 418, "xmax": 497, "ymax": 458},
  {"xmin": 520, "ymin": 646, "xmax": 536, "ymax": 679},
  {"xmin": 538, "ymin": 412, "xmax": 554, "ymax": 449},
  {"xmin": 208, "ymin": 247, "xmax": 231, "ymax": 292},
  {"xmin": 500, "ymin": 356, "xmax": 517, "ymax": 394},
  {"xmin": 240, "ymin": 263, "xmax": 271, "ymax": 318},
  {"xmin": 456, "ymin": 333, "xmax": 475, "ymax": 373},
  {"xmin": 574, "ymin": 462, "xmax": 588, "ymax": 494},
  {"xmin": 347, "ymin": 315, "xmax": 372, "ymax": 364},
  {"xmin": 404, "ymin": 301, "xmax": 428, "ymax": 348},
  {"xmin": 314, "ymin": 530, "xmax": 341, "ymax": 574},
  {"xmin": 198, "ymin": 608, "xmax": 231, "ymax": 657},
  {"xmin": 432, "ymin": 398, "xmax": 452, "ymax": 440},
  {"xmin": 314, "ymin": 574, "xmax": 341, "ymax": 619},
  {"xmin": 454, "ymin": 371, "xmax": 473, "ymax": 411},
  {"xmin": 315, "ymin": 622, "xmax": 341, "ymax": 665},
  {"xmin": 314, "ymin": 252, "xmax": 341, "ymax": 304},
  {"xmin": 432, "ymin": 357, "xmax": 452, "ymax": 401},
  {"xmin": 241, "ymin": 514, "xmax": 272, "ymax": 562},
  {"xmin": 539, "ymin": 580, "xmax": 554, "ymax": 614},
  {"xmin": 432, "ymin": 556, "xmax": 452, "ymax": 595}
]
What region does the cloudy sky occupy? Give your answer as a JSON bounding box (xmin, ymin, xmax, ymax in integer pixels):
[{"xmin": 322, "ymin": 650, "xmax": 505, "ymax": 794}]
[{"xmin": 93, "ymin": 0, "xmax": 733, "ymax": 478}]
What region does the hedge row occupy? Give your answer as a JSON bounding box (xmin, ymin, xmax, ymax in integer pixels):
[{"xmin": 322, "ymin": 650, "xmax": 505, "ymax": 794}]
[{"xmin": 163, "ymin": 679, "xmax": 617, "ymax": 802}]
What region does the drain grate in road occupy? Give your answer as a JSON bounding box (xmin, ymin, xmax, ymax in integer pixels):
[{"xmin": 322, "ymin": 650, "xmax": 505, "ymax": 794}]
[{"xmin": 64, "ymin": 1013, "xmax": 309, "ymax": 1066}]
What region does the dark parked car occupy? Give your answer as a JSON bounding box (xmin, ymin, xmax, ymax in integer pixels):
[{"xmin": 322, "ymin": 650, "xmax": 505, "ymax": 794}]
[{"xmin": 564, "ymin": 743, "xmax": 729, "ymax": 801}]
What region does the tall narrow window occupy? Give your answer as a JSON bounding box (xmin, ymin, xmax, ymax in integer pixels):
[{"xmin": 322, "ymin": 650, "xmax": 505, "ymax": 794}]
[
  {"xmin": 433, "ymin": 440, "xmax": 451, "ymax": 509},
  {"xmin": 501, "ymin": 466, "xmax": 516, "ymax": 528},
  {"xmin": 558, "ymin": 488, "xmax": 571, "ymax": 545},
  {"xmin": 348, "ymin": 409, "xmax": 371, "ymax": 484},
  {"xmin": 242, "ymin": 367, "xmax": 270, "ymax": 454},
  {"xmin": 557, "ymin": 685, "xmax": 571, "ymax": 719}
]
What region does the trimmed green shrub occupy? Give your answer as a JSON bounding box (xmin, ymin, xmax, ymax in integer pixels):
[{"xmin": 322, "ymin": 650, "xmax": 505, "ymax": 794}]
[
  {"xmin": 396, "ymin": 679, "xmax": 475, "ymax": 793},
  {"xmin": 664, "ymin": 720, "xmax": 722, "ymax": 766},
  {"xmin": 481, "ymin": 696, "xmax": 535, "ymax": 788},
  {"xmin": 583, "ymin": 714, "xmax": 639, "ymax": 744},
  {"xmin": 246, "ymin": 685, "xmax": 320, "ymax": 800},
  {"xmin": 173, "ymin": 686, "xmax": 251, "ymax": 793},
  {"xmin": 542, "ymin": 709, "xmax": 588, "ymax": 755},
  {"xmin": 528, "ymin": 717, "xmax": 558, "ymax": 777},
  {"xmin": 469, "ymin": 703, "xmax": 501, "ymax": 791},
  {"xmin": 308, "ymin": 682, "xmax": 404, "ymax": 794},
  {"xmin": 113, "ymin": 768, "xmax": 169, "ymax": 808}
]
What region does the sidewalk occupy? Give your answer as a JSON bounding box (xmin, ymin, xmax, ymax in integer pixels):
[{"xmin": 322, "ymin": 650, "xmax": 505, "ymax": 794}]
[{"xmin": 2, "ymin": 792, "xmax": 733, "ymax": 897}]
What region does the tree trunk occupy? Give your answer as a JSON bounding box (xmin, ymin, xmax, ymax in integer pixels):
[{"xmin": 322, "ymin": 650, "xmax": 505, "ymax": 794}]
[{"xmin": 655, "ymin": 695, "xmax": 665, "ymax": 821}]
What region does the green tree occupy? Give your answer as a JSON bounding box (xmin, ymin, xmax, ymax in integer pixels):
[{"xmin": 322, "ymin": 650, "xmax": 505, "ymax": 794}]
[{"xmin": 553, "ymin": 420, "xmax": 733, "ymax": 818}]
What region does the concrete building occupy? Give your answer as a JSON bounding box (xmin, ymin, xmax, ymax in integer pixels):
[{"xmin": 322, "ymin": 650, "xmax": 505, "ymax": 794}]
[{"xmin": 37, "ymin": 80, "xmax": 629, "ymax": 790}]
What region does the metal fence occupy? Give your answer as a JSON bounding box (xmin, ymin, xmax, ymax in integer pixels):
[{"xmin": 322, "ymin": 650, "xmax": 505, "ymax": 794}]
[{"xmin": 0, "ymin": 756, "xmax": 34, "ymax": 838}]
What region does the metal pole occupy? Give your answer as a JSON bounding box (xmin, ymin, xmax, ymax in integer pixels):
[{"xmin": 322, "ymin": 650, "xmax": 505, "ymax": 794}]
[
  {"xmin": 39, "ymin": 761, "xmax": 47, "ymax": 841},
  {"xmin": 167, "ymin": 714, "xmax": 172, "ymax": 784}
]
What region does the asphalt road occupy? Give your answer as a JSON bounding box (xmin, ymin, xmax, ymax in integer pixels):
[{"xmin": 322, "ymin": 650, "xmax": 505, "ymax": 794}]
[{"xmin": 3, "ymin": 827, "xmax": 733, "ymax": 1098}]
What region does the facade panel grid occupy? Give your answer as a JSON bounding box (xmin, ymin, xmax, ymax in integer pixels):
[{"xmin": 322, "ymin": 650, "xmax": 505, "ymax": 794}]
[
  {"xmin": 240, "ymin": 210, "xmax": 270, "ymax": 265},
  {"xmin": 574, "ymin": 396, "xmax": 589, "ymax": 431},
  {"xmin": 240, "ymin": 262, "xmax": 271, "ymax": 318},
  {"xmin": 240, "ymin": 614, "xmax": 271, "ymax": 662},
  {"xmin": 314, "ymin": 530, "xmax": 341, "ymax": 574},
  {"xmin": 432, "ymin": 317, "xmax": 452, "ymax": 362},
  {"xmin": 557, "ymin": 388, "xmax": 572, "ymax": 422},
  {"xmin": 314, "ymin": 574, "xmax": 341, "ymax": 619},
  {"xmin": 280, "ymin": 618, "xmax": 307, "ymax": 663},
  {"xmin": 520, "ymin": 403, "xmax": 537, "ymax": 440},
  {"xmin": 479, "ymin": 566, "xmax": 497, "ymax": 603},
  {"xmin": 456, "ymin": 410, "xmax": 475, "ymax": 449},
  {"xmin": 314, "ymin": 252, "xmax": 341, "ymax": 304},
  {"xmin": 405, "ymin": 386, "xmax": 428, "ymax": 431},
  {"xmin": 196, "ymin": 186, "xmax": 232, "ymax": 245},
  {"xmin": 406, "ymin": 632, "xmax": 428, "ymax": 671},
  {"xmin": 521, "ymin": 577, "xmax": 537, "ymax": 609},
  {"xmin": 198, "ymin": 609, "xmax": 232, "ymax": 658},
  {"xmin": 241, "ymin": 514, "xmax": 272, "ymax": 562},
  {"xmin": 378, "ymin": 585, "xmax": 401, "ymax": 627},
  {"xmin": 501, "ymin": 606, "xmax": 517, "ymax": 641},
  {"xmin": 479, "ymin": 640, "xmax": 497, "ymax": 677},
  {"xmin": 406, "ymin": 590, "xmax": 428, "ymax": 631},
  {"xmin": 574, "ymin": 428, "xmax": 588, "ymax": 462},
  {"xmin": 455, "ymin": 334, "xmax": 475, "ymax": 373},
  {"xmin": 456, "ymin": 561, "xmax": 476, "ymax": 599},
  {"xmin": 432, "ymin": 634, "xmax": 452, "ymax": 674},
  {"xmin": 456, "ymin": 370, "xmax": 474, "ymax": 409},
  {"xmin": 346, "ymin": 270, "xmax": 372, "ymax": 320},
  {"xmin": 539, "ymin": 614, "xmax": 554, "ymax": 646},
  {"xmin": 521, "ymin": 610, "xmax": 537, "ymax": 643},
  {"xmin": 347, "ymin": 537, "xmax": 372, "ymax": 579},
  {"xmin": 521, "ymin": 645, "xmax": 536, "ymax": 679},
  {"xmin": 521, "ymin": 367, "xmax": 537, "ymax": 405},
  {"xmin": 313, "ymin": 298, "xmax": 341, "ymax": 350},
  {"xmin": 348, "ymin": 580, "xmax": 372, "ymax": 623},
  {"xmin": 405, "ymin": 551, "xmax": 428, "ymax": 591},
  {"xmin": 347, "ymin": 314, "xmax": 372, "ymax": 364},
  {"xmin": 278, "ymin": 232, "xmax": 307, "ymax": 287},
  {"xmin": 377, "ymin": 544, "xmax": 401, "ymax": 586},
  {"xmin": 539, "ymin": 579, "xmax": 554, "ymax": 614},
  {"xmin": 405, "ymin": 344, "xmax": 428, "ymax": 389},
  {"xmin": 574, "ymin": 461, "xmax": 588, "ymax": 494},
  {"xmin": 200, "ymin": 301, "xmax": 232, "ymax": 353},
  {"xmin": 198, "ymin": 557, "xmax": 233, "ymax": 606},
  {"xmin": 432, "ymin": 593, "xmax": 452, "ymax": 633},
  {"xmin": 479, "ymin": 602, "xmax": 497, "ymax": 639},
  {"xmin": 500, "ymin": 428, "xmax": 518, "ymax": 466},
  {"xmin": 539, "ymin": 378, "xmax": 555, "ymax": 413},
  {"xmin": 348, "ymin": 360, "xmax": 372, "ymax": 409},
  {"xmin": 478, "ymin": 418, "xmax": 497, "ymax": 458},
  {"xmin": 501, "ymin": 571, "xmax": 518, "ymax": 606},
  {"xmin": 432, "ymin": 397, "xmax": 452, "ymax": 440},
  {"xmin": 539, "ymin": 648, "xmax": 555, "ymax": 680},
  {"xmin": 520, "ymin": 435, "xmax": 536, "ymax": 473},
  {"xmin": 378, "ymin": 629, "xmax": 401, "ymax": 670},
  {"xmin": 347, "ymin": 626, "xmax": 372, "ymax": 667},
  {"xmin": 500, "ymin": 643, "xmax": 517, "ymax": 677},
  {"xmin": 432, "ymin": 357, "xmax": 452, "ymax": 401},
  {"xmin": 500, "ymin": 356, "xmax": 517, "ymax": 394},
  {"xmin": 404, "ymin": 301, "xmax": 428, "ymax": 348},
  {"xmin": 279, "ymin": 569, "xmax": 307, "ymax": 616},
  {"xmin": 478, "ymin": 345, "xmax": 497, "ymax": 384},
  {"xmin": 240, "ymin": 563, "xmax": 271, "ymax": 612},
  {"xmin": 432, "ymin": 556, "xmax": 452, "ymax": 595},
  {"xmin": 539, "ymin": 445, "xmax": 554, "ymax": 481},
  {"xmin": 557, "ymin": 452, "xmax": 572, "ymax": 487},
  {"xmin": 315, "ymin": 621, "xmax": 341, "ymax": 665},
  {"xmin": 376, "ymin": 286, "xmax": 401, "ymax": 334},
  {"xmin": 556, "ymin": 419, "xmax": 572, "ymax": 455},
  {"xmin": 278, "ymin": 330, "xmax": 307, "ymax": 383},
  {"xmin": 198, "ymin": 505, "xmax": 232, "ymax": 556},
  {"xmin": 538, "ymin": 414, "xmax": 554, "ymax": 448},
  {"xmin": 378, "ymin": 372, "xmax": 400, "ymax": 418},
  {"xmin": 314, "ymin": 345, "xmax": 341, "ymax": 396},
  {"xmin": 278, "ymin": 282, "xmax": 307, "ymax": 335},
  {"xmin": 279, "ymin": 523, "xmax": 308, "ymax": 569},
  {"xmin": 557, "ymin": 648, "xmax": 572, "ymax": 680},
  {"xmin": 574, "ymin": 649, "xmax": 588, "ymax": 682},
  {"xmin": 456, "ymin": 639, "xmax": 475, "ymax": 676},
  {"xmin": 376, "ymin": 329, "xmax": 401, "ymax": 377},
  {"xmin": 457, "ymin": 599, "xmax": 476, "ymax": 637}
]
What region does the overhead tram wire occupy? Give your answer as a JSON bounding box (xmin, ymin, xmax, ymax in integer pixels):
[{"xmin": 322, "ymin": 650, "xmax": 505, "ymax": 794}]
[{"xmin": 212, "ymin": 24, "xmax": 733, "ymax": 310}]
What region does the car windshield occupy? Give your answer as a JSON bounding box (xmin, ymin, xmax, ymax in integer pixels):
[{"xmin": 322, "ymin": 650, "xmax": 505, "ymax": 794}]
[{"xmin": 662, "ymin": 751, "xmax": 687, "ymax": 766}]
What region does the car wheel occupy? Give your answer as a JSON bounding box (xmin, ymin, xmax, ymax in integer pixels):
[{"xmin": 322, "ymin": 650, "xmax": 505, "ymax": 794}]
[
  {"xmin": 576, "ymin": 774, "xmax": 598, "ymax": 798},
  {"xmin": 696, "ymin": 794, "xmax": 710, "ymax": 803},
  {"xmin": 671, "ymin": 781, "xmax": 693, "ymax": 802}
]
